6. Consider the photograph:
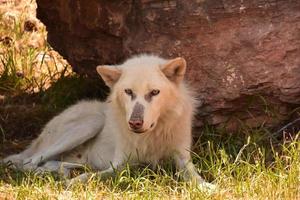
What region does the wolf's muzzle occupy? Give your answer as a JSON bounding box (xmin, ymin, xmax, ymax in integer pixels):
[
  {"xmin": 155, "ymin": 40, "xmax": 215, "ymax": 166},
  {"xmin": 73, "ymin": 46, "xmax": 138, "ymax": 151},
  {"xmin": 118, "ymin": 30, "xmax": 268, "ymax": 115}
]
[{"xmin": 129, "ymin": 102, "xmax": 145, "ymax": 132}]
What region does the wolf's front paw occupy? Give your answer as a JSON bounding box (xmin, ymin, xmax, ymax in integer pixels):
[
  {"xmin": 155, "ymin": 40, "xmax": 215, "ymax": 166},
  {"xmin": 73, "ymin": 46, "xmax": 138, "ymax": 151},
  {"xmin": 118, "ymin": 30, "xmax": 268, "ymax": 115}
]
[
  {"xmin": 197, "ymin": 181, "xmax": 217, "ymax": 194},
  {"xmin": 65, "ymin": 173, "xmax": 92, "ymax": 187}
]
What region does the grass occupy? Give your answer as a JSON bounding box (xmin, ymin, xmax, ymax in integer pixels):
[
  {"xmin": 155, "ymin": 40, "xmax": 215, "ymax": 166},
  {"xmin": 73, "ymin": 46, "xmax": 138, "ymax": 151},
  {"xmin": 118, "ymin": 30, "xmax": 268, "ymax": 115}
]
[
  {"xmin": 0, "ymin": 130, "xmax": 299, "ymax": 199},
  {"xmin": 0, "ymin": 1, "xmax": 299, "ymax": 199}
]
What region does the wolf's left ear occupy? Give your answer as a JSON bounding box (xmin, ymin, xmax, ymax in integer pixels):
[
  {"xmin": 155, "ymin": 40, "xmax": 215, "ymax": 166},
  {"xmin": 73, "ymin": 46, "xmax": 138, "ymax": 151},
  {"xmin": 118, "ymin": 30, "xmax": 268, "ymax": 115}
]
[
  {"xmin": 161, "ymin": 57, "xmax": 186, "ymax": 84},
  {"xmin": 96, "ymin": 65, "xmax": 121, "ymax": 88}
]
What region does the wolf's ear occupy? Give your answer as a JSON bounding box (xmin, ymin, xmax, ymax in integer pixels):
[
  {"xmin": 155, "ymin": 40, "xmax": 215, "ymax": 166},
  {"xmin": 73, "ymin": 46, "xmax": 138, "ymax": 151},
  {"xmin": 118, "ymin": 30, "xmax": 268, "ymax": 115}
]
[
  {"xmin": 96, "ymin": 65, "xmax": 121, "ymax": 88},
  {"xmin": 161, "ymin": 57, "xmax": 186, "ymax": 84}
]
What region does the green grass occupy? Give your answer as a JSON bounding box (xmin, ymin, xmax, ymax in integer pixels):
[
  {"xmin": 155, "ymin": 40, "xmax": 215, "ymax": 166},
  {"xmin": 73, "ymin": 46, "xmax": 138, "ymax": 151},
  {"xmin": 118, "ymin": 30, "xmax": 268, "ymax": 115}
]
[
  {"xmin": 0, "ymin": 1, "xmax": 300, "ymax": 200},
  {"xmin": 0, "ymin": 130, "xmax": 299, "ymax": 199}
]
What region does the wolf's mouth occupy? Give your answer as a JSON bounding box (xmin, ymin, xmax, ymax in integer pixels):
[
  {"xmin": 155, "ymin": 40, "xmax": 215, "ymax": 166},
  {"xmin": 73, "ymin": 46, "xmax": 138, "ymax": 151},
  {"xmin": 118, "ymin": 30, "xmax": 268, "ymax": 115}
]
[
  {"xmin": 130, "ymin": 123, "xmax": 155, "ymax": 134},
  {"xmin": 129, "ymin": 129, "xmax": 148, "ymax": 134},
  {"xmin": 131, "ymin": 129, "xmax": 147, "ymax": 134}
]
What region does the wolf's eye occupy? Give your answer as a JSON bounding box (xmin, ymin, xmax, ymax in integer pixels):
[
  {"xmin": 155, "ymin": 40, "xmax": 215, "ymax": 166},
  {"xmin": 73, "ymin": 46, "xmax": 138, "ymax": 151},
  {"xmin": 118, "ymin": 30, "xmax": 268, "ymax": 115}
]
[
  {"xmin": 124, "ymin": 88, "xmax": 133, "ymax": 96},
  {"xmin": 150, "ymin": 89, "xmax": 160, "ymax": 96}
]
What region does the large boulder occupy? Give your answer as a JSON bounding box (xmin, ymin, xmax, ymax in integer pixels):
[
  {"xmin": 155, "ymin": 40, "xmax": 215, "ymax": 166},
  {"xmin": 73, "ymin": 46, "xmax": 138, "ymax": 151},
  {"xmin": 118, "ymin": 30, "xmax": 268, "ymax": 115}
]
[{"xmin": 36, "ymin": 0, "xmax": 300, "ymax": 129}]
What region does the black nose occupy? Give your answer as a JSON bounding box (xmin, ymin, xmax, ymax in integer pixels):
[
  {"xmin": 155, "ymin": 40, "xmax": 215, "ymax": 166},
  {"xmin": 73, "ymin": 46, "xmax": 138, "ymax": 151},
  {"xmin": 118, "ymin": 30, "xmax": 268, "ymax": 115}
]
[{"xmin": 129, "ymin": 119, "xmax": 144, "ymax": 130}]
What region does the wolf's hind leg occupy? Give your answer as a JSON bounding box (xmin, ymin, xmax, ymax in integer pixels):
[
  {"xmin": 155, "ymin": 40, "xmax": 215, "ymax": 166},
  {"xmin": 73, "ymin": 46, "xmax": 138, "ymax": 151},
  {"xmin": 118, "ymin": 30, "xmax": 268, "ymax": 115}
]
[
  {"xmin": 2, "ymin": 136, "xmax": 47, "ymax": 169},
  {"xmin": 23, "ymin": 120, "xmax": 104, "ymax": 170}
]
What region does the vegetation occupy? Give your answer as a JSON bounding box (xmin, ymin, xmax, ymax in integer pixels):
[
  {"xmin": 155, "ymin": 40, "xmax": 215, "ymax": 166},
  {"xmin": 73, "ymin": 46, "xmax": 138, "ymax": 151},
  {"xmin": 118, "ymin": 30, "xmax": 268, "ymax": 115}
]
[
  {"xmin": 0, "ymin": 1, "xmax": 299, "ymax": 199},
  {"xmin": 0, "ymin": 129, "xmax": 299, "ymax": 199}
]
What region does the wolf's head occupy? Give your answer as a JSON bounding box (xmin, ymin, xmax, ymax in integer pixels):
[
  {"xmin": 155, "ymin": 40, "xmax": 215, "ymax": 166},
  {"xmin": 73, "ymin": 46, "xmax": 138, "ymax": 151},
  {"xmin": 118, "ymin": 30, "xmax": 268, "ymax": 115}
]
[{"xmin": 96, "ymin": 55, "xmax": 187, "ymax": 134}]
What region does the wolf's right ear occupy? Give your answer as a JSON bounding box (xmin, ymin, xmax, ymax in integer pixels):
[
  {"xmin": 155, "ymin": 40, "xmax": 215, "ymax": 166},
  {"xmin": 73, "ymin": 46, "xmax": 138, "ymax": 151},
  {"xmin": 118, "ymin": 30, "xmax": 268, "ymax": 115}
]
[{"xmin": 96, "ymin": 66, "xmax": 121, "ymax": 88}]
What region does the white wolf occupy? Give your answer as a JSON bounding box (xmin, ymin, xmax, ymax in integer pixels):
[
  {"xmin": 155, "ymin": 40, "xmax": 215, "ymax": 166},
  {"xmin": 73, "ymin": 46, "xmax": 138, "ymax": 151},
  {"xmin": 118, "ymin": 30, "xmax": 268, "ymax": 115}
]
[{"xmin": 3, "ymin": 54, "xmax": 215, "ymax": 191}]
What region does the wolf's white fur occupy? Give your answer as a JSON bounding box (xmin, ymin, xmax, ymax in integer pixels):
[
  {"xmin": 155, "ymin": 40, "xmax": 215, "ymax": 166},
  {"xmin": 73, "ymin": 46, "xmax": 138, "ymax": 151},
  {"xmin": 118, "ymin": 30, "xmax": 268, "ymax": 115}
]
[{"xmin": 3, "ymin": 54, "xmax": 215, "ymax": 192}]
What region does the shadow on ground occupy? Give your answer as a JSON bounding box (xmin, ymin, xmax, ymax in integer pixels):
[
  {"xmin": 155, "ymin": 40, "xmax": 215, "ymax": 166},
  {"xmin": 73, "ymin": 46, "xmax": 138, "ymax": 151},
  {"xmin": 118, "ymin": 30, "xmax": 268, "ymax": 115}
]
[{"xmin": 0, "ymin": 75, "xmax": 108, "ymax": 157}]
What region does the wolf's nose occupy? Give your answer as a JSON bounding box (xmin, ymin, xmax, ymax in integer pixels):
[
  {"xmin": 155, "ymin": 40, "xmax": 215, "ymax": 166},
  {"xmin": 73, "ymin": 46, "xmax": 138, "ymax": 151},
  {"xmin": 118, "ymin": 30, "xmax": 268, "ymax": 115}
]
[{"xmin": 129, "ymin": 119, "xmax": 143, "ymax": 130}]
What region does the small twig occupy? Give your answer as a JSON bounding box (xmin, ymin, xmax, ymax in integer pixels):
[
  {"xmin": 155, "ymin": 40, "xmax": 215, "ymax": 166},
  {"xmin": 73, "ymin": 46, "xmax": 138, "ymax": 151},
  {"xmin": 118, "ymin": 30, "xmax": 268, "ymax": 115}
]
[
  {"xmin": 273, "ymin": 117, "xmax": 300, "ymax": 136},
  {"xmin": 234, "ymin": 136, "xmax": 251, "ymax": 164}
]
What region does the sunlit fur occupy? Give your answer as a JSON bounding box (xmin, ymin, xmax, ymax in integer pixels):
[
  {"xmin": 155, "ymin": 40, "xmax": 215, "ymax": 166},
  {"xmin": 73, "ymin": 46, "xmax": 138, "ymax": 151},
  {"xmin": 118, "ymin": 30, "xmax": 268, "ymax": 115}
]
[{"xmin": 3, "ymin": 54, "xmax": 215, "ymax": 192}]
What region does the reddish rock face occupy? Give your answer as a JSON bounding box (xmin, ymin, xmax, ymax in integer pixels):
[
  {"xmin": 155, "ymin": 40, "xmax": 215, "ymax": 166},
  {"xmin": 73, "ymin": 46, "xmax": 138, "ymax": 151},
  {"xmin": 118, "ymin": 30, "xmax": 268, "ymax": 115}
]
[{"xmin": 36, "ymin": 0, "xmax": 300, "ymax": 129}]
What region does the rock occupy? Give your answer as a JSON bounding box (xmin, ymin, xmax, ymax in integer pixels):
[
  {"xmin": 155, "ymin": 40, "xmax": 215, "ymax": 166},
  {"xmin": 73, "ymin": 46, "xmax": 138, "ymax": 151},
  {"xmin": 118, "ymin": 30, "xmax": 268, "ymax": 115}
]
[
  {"xmin": 36, "ymin": 0, "xmax": 300, "ymax": 129},
  {"xmin": 24, "ymin": 20, "xmax": 38, "ymax": 32},
  {"xmin": 0, "ymin": 36, "xmax": 12, "ymax": 46}
]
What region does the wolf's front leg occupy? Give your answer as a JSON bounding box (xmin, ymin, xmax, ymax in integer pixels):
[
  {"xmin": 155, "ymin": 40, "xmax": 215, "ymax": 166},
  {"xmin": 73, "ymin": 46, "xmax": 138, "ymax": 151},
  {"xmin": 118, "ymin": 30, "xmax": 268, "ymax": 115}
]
[
  {"xmin": 66, "ymin": 158, "xmax": 124, "ymax": 186},
  {"xmin": 174, "ymin": 153, "xmax": 217, "ymax": 194},
  {"xmin": 66, "ymin": 166, "xmax": 116, "ymax": 186},
  {"xmin": 34, "ymin": 161, "xmax": 86, "ymax": 178}
]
